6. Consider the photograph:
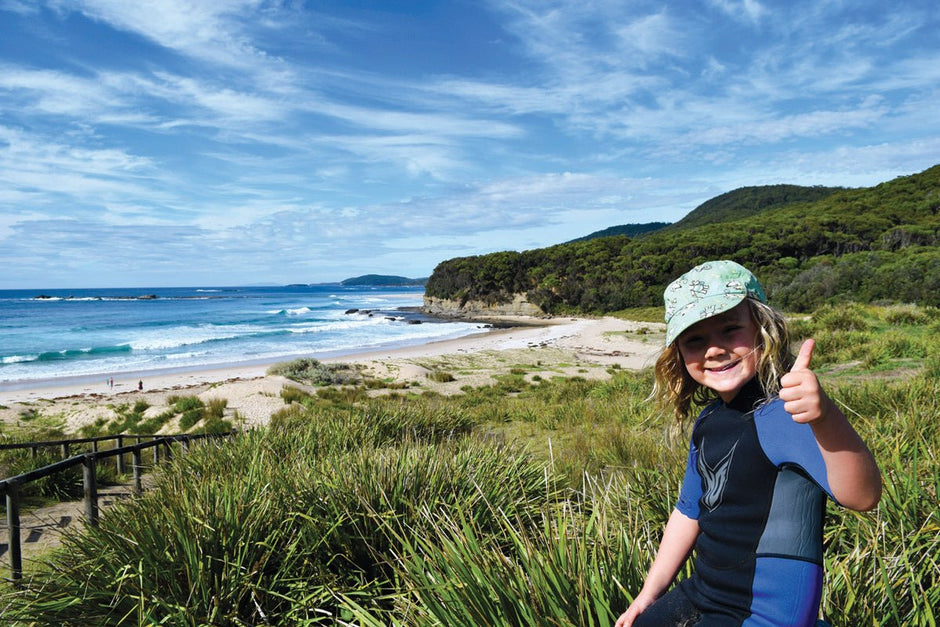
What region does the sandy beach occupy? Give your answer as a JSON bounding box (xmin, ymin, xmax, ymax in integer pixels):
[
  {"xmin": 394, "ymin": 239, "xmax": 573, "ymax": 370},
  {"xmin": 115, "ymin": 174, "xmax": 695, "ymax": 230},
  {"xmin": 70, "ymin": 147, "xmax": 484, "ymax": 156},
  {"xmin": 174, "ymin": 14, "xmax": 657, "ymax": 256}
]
[{"xmin": 0, "ymin": 315, "xmax": 665, "ymax": 433}]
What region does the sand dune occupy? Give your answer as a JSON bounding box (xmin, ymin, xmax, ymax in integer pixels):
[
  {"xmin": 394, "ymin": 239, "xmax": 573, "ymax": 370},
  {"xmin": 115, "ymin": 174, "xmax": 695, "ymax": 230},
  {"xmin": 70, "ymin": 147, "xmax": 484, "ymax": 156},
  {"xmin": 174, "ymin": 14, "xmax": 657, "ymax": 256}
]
[{"xmin": 0, "ymin": 316, "xmax": 664, "ymax": 433}]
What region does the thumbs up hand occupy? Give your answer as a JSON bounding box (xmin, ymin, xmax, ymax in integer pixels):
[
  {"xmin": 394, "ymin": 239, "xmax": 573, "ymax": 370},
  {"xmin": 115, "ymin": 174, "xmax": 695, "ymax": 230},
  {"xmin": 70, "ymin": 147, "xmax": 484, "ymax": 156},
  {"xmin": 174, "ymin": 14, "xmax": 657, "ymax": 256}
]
[{"xmin": 779, "ymin": 339, "xmax": 835, "ymax": 424}]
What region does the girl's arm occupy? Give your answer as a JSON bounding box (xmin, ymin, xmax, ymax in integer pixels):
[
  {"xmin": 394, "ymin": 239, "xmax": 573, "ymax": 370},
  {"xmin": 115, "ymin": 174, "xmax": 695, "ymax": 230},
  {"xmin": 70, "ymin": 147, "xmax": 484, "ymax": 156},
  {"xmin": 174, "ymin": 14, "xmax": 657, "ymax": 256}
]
[
  {"xmin": 779, "ymin": 339, "xmax": 882, "ymax": 511},
  {"xmin": 615, "ymin": 509, "xmax": 700, "ymax": 627}
]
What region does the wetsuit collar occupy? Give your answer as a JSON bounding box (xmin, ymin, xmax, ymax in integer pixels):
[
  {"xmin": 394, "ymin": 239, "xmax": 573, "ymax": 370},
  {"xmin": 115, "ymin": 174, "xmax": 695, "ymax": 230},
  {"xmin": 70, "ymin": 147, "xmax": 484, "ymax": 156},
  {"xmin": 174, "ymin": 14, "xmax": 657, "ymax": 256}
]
[{"xmin": 726, "ymin": 376, "xmax": 764, "ymax": 413}]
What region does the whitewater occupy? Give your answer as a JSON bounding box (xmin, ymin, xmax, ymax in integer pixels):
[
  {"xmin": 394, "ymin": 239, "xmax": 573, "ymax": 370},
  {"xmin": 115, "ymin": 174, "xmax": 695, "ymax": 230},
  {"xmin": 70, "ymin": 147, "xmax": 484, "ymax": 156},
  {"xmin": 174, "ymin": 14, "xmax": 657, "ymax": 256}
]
[{"xmin": 0, "ymin": 284, "xmax": 483, "ymax": 387}]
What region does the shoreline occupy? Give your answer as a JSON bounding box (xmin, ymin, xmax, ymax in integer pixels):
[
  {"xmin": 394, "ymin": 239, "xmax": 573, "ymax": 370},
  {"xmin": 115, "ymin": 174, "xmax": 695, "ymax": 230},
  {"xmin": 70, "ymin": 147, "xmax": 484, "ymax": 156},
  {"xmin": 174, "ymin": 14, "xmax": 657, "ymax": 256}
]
[
  {"xmin": 0, "ymin": 314, "xmax": 543, "ymax": 404},
  {"xmin": 0, "ymin": 315, "xmax": 666, "ymax": 432}
]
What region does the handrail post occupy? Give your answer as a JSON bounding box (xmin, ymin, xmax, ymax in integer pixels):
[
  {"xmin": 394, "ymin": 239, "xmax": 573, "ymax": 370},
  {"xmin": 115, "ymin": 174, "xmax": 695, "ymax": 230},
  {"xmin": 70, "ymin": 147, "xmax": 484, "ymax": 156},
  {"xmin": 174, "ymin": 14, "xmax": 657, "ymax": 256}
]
[
  {"xmin": 132, "ymin": 448, "xmax": 143, "ymax": 494},
  {"xmin": 83, "ymin": 454, "xmax": 98, "ymax": 526},
  {"xmin": 5, "ymin": 482, "xmax": 22, "ymax": 583},
  {"xmin": 115, "ymin": 435, "xmax": 125, "ymax": 475},
  {"xmin": 153, "ymin": 438, "xmax": 159, "ymax": 464},
  {"xmin": 61, "ymin": 442, "xmax": 69, "ymax": 459}
]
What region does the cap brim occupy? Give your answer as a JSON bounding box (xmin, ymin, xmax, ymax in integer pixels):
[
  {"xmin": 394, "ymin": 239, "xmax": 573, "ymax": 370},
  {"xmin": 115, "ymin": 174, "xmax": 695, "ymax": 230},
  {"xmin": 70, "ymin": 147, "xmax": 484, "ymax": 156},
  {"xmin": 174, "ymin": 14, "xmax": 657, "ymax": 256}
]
[{"xmin": 665, "ymin": 293, "xmax": 747, "ymax": 346}]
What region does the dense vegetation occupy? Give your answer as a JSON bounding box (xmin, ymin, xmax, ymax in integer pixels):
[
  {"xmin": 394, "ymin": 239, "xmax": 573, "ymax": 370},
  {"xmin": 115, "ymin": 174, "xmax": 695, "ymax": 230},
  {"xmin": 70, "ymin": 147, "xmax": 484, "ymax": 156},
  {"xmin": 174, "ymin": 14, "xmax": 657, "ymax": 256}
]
[
  {"xmin": 425, "ymin": 165, "xmax": 939, "ymax": 313},
  {"xmin": 566, "ymin": 221, "xmax": 670, "ymax": 243},
  {"xmin": 2, "ymin": 303, "xmax": 937, "ymax": 625},
  {"xmin": 665, "ymin": 183, "xmax": 842, "ymax": 231}
]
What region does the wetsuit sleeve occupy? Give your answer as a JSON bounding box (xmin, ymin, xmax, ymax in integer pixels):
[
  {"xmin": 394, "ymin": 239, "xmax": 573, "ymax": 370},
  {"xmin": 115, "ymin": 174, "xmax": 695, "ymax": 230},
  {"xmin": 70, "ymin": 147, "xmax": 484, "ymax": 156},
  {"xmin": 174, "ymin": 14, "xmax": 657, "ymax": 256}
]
[
  {"xmin": 755, "ymin": 399, "xmax": 834, "ymax": 499},
  {"xmin": 675, "ymin": 434, "xmax": 702, "ymax": 519}
]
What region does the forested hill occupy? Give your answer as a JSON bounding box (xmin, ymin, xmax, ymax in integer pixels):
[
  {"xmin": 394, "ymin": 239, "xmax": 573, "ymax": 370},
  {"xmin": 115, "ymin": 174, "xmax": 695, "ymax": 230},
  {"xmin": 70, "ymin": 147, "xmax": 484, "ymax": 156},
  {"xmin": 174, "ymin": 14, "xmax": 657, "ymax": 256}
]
[
  {"xmin": 424, "ymin": 165, "xmax": 940, "ymax": 314},
  {"xmin": 566, "ymin": 222, "xmax": 670, "ymax": 243},
  {"xmin": 565, "ymin": 185, "xmax": 840, "ymax": 243},
  {"xmin": 666, "ymin": 184, "xmax": 843, "ymax": 231}
]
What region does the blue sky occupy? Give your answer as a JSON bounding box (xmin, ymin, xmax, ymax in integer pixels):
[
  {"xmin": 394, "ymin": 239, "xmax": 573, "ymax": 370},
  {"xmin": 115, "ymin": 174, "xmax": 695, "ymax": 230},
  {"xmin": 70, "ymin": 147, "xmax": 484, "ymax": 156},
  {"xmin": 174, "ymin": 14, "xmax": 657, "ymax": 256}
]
[{"xmin": 0, "ymin": 0, "xmax": 937, "ymax": 289}]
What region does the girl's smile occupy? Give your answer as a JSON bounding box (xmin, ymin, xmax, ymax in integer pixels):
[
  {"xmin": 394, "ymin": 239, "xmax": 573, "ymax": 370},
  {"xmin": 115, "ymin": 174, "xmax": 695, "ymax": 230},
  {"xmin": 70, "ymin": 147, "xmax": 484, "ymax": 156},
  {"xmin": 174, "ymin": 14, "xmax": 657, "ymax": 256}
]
[{"xmin": 676, "ymin": 302, "xmax": 760, "ymax": 403}]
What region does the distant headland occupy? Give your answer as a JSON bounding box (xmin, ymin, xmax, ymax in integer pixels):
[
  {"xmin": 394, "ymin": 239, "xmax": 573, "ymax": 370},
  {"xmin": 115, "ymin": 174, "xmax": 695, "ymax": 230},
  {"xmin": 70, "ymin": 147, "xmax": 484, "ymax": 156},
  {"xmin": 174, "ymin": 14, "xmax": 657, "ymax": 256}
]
[{"xmin": 339, "ymin": 274, "xmax": 428, "ymax": 287}]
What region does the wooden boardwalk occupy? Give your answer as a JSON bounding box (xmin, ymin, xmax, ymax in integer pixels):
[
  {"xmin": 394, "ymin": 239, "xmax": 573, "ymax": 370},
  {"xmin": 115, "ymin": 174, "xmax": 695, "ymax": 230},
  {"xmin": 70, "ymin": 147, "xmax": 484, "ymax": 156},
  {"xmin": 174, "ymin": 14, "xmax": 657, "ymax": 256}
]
[{"xmin": 1, "ymin": 475, "xmax": 153, "ymax": 575}]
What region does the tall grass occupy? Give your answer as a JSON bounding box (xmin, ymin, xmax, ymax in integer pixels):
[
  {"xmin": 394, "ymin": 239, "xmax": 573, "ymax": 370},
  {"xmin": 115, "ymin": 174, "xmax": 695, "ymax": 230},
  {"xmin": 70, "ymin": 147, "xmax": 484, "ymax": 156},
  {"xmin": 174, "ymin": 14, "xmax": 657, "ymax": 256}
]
[
  {"xmin": 821, "ymin": 376, "xmax": 940, "ymax": 624},
  {"xmin": 2, "ymin": 303, "xmax": 937, "ymax": 625},
  {"xmin": 1, "ymin": 414, "xmax": 560, "ymax": 625}
]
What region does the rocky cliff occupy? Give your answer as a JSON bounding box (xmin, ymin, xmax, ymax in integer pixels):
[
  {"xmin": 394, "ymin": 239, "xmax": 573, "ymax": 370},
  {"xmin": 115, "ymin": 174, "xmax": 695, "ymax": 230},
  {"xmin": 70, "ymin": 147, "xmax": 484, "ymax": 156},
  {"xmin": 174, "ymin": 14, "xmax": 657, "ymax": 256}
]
[{"xmin": 422, "ymin": 293, "xmax": 543, "ymax": 317}]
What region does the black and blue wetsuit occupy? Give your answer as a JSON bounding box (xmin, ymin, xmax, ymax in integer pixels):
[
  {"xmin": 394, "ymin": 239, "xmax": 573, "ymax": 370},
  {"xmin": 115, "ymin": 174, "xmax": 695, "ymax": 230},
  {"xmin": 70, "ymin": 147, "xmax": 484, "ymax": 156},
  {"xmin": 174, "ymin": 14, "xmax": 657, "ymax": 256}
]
[{"xmin": 636, "ymin": 378, "xmax": 834, "ymax": 626}]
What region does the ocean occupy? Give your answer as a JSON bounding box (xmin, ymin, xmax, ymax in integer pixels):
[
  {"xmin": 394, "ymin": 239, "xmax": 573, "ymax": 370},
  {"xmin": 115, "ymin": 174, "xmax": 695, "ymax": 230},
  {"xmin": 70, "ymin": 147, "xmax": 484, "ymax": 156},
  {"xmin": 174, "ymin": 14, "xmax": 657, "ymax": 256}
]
[{"xmin": 0, "ymin": 285, "xmax": 483, "ymax": 389}]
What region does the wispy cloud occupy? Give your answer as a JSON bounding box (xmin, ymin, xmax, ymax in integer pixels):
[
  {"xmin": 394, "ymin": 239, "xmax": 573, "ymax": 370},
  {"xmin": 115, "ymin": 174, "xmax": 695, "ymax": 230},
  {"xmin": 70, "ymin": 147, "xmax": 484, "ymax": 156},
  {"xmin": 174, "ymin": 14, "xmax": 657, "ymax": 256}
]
[
  {"xmin": 0, "ymin": 0, "xmax": 935, "ymax": 287},
  {"xmin": 53, "ymin": 0, "xmax": 271, "ymax": 67}
]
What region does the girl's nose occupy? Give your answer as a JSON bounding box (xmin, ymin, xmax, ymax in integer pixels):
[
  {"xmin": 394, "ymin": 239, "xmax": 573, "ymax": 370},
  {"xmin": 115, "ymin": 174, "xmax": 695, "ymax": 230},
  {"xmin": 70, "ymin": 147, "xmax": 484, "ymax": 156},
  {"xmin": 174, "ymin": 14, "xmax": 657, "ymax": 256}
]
[{"xmin": 704, "ymin": 343, "xmax": 725, "ymax": 359}]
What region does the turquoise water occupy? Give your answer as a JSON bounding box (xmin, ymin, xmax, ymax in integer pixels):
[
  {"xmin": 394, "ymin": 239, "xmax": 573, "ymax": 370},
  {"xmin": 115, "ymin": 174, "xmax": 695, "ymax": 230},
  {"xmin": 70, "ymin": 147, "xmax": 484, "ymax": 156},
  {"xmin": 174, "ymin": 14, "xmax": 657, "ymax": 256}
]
[{"xmin": 0, "ymin": 285, "xmax": 481, "ymax": 386}]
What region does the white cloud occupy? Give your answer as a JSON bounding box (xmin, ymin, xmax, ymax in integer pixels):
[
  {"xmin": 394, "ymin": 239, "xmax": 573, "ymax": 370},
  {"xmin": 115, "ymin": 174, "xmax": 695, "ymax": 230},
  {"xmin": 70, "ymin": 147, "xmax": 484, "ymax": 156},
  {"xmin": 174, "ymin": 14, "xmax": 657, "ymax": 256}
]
[
  {"xmin": 708, "ymin": 0, "xmax": 765, "ymax": 23},
  {"xmin": 0, "ymin": 125, "xmax": 156, "ymax": 199},
  {"xmin": 53, "ymin": 0, "xmax": 268, "ymax": 65},
  {"xmin": 0, "ymin": 0, "xmax": 935, "ymax": 288}
]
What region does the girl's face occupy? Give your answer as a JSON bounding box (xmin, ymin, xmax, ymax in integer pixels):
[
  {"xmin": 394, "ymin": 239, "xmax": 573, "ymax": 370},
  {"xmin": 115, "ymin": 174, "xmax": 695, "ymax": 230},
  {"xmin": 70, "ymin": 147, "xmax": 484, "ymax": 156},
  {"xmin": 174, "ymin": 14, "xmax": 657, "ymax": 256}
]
[{"xmin": 676, "ymin": 301, "xmax": 760, "ymax": 403}]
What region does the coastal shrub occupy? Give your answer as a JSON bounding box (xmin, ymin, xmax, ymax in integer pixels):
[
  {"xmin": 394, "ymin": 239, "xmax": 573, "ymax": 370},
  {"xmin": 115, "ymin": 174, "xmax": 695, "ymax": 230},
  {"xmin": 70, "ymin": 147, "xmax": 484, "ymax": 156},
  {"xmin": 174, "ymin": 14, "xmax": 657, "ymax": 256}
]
[
  {"xmin": 363, "ymin": 376, "xmax": 409, "ymax": 390},
  {"xmin": 268, "ymin": 357, "xmax": 361, "ymax": 386},
  {"xmin": 17, "ymin": 407, "xmax": 41, "ymax": 422},
  {"xmin": 281, "ymin": 385, "xmax": 314, "ymax": 405},
  {"xmin": 106, "ymin": 402, "xmax": 151, "ymax": 434},
  {"xmin": 194, "ymin": 416, "xmax": 232, "ymax": 435},
  {"xmin": 426, "ymin": 369, "xmax": 455, "ymax": 382},
  {"xmin": 316, "ymin": 385, "xmax": 369, "ymax": 407},
  {"xmin": 813, "ymin": 303, "xmax": 870, "ymax": 332},
  {"xmin": 269, "ymin": 403, "xmax": 309, "ymax": 428},
  {"xmin": 883, "ymin": 304, "xmax": 929, "ymax": 326},
  {"xmin": 177, "ymin": 407, "xmax": 204, "ymax": 431},
  {"xmin": 78, "ymin": 417, "xmax": 109, "ymax": 438},
  {"xmin": 147, "ymin": 396, "xmax": 216, "ymax": 432},
  {"xmin": 135, "ymin": 409, "xmax": 176, "ymax": 435},
  {"xmin": 169, "ymin": 395, "xmax": 203, "ymax": 413},
  {"xmin": 205, "ymin": 397, "xmax": 227, "ymax": 419},
  {"xmin": 788, "ymin": 303, "xmax": 935, "ymax": 371}
]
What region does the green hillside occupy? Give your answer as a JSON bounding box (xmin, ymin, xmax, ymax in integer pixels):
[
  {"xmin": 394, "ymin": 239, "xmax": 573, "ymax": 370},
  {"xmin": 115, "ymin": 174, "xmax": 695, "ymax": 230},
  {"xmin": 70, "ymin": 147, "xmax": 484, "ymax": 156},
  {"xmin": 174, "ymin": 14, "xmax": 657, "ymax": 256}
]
[
  {"xmin": 666, "ymin": 184, "xmax": 842, "ymax": 230},
  {"xmin": 566, "ymin": 222, "xmax": 670, "ymax": 243},
  {"xmin": 425, "ymin": 165, "xmax": 940, "ymax": 313}
]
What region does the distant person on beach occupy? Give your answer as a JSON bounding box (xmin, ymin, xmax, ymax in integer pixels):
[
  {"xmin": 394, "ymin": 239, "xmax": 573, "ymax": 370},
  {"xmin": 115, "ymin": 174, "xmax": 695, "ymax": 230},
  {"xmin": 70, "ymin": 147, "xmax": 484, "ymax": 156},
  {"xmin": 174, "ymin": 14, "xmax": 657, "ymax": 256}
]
[
  {"xmin": 616, "ymin": 260, "xmax": 881, "ymax": 627},
  {"xmin": 138, "ymin": 379, "xmax": 143, "ymax": 391}
]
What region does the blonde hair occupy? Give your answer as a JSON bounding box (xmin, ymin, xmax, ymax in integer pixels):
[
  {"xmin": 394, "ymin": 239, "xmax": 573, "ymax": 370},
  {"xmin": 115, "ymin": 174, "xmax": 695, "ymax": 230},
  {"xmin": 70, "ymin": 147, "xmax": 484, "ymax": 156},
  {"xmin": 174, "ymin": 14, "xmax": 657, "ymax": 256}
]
[{"xmin": 653, "ymin": 298, "xmax": 794, "ymax": 424}]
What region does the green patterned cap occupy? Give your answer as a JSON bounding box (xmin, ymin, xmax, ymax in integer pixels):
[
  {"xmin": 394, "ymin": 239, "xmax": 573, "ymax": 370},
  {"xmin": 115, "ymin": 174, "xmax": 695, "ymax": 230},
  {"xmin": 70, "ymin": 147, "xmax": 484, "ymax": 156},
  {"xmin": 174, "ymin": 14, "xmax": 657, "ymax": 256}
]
[{"xmin": 663, "ymin": 260, "xmax": 766, "ymax": 346}]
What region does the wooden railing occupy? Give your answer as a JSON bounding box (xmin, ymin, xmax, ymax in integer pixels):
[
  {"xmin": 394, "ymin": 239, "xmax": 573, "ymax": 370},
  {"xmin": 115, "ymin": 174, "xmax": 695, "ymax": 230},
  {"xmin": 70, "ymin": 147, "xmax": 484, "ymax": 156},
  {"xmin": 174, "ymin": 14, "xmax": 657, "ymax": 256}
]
[{"xmin": 0, "ymin": 432, "xmax": 235, "ymax": 583}]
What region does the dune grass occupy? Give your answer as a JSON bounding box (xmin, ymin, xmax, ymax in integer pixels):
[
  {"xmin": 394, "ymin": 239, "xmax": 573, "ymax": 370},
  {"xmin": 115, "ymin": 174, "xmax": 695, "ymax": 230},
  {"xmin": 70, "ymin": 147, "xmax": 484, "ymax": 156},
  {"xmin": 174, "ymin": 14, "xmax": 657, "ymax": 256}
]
[{"xmin": 1, "ymin": 303, "xmax": 937, "ymax": 625}]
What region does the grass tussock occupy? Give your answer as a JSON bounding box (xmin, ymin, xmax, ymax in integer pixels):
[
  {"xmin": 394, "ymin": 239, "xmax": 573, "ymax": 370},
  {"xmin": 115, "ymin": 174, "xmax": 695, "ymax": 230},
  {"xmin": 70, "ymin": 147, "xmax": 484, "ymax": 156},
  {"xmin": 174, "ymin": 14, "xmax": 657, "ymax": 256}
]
[
  {"xmin": 1, "ymin": 303, "xmax": 937, "ymax": 625},
  {"xmin": 267, "ymin": 358, "xmax": 363, "ymax": 386}
]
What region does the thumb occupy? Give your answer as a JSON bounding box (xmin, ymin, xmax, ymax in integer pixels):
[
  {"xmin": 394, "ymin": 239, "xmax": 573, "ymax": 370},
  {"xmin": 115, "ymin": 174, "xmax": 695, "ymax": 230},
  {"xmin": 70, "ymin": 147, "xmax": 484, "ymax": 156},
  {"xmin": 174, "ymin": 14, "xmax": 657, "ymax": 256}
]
[{"xmin": 791, "ymin": 338, "xmax": 815, "ymax": 372}]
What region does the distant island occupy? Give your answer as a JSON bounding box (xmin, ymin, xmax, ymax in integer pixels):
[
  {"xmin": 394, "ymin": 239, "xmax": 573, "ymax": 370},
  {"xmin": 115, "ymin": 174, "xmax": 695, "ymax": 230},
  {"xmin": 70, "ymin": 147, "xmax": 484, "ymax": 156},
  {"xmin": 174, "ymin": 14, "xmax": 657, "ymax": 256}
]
[{"xmin": 340, "ymin": 274, "xmax": 428, "ymax": 287}]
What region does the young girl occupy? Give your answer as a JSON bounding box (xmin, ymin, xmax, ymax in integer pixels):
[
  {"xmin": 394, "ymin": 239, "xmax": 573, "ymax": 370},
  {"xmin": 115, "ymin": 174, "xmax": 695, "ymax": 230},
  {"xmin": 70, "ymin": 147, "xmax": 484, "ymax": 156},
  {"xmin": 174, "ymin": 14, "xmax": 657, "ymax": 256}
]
[{"xmin": 616, "ymin": 260, "xmax": 881, "ymax": 627}]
